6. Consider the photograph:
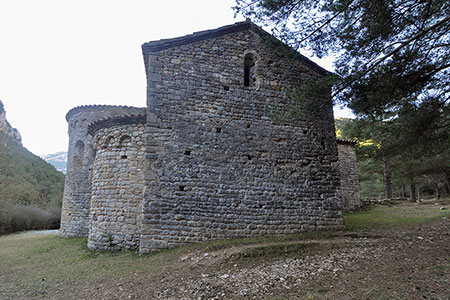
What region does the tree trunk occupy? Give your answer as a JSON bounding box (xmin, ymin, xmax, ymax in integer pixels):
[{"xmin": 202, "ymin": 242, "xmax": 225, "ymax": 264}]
[
  {"xmin": 417, "ymin": 185, "xmax": 421, "ymax": 202},
  {"xmin": 410, "ymin": 183, "xmax": 417, "ymax": 202},
  {"xmin": 383, "ymin": 158, "xmax": 392, "ymax": 199},
  {"xmin": 444, "ymin": 171, "xmax": 450, "ymax": 195}
]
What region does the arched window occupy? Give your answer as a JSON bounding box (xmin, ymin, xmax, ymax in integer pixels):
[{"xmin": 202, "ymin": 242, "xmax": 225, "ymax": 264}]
[
  {"xmin": 102, "ymin": 136, "xmax": 114, "ymax": 149},
  {"xmin": 244, "ymin": 53, "xmax": 256, "ymax": 87},
  {"xmin": 119, "ymin": 135, "xmax": 131, "ymax": 145},
  {"xmin": 73, "ymin": 140, "xmax": 84, "ymax": 168}
]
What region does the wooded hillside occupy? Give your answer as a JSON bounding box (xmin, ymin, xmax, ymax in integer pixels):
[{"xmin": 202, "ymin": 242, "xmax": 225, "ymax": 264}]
[{"xmin": 0, "ymin": 131, "xmax": 65, "ymax": 234}]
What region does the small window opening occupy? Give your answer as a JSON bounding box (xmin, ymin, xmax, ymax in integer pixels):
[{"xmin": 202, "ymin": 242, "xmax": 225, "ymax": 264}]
[
  {"xmin": 119, "ymin": 135, "xmax": 131, "ymax": 144},
  {"xmin": 223, "ymin": 85, "xmax": 229, "ymax": 91},
  {"xmin": 184, "ymin": 150, "xmax": 191, "ymax": 156},
  {"xmin": 216, "ymin": 127, "xmax": 222, "ymax": 133},
  {"xmin": 246, "ymin": 155, "xmax": 253, "ymax": 161},
  {"xmin": 303, "ymin": 130, "xmax": 308, "ymax": 135},
  {"xmin": 246, "ymin": 123, "xmax": 251, "ymax": 128},
  {"xmin": 103, "ymin": 136, "xmax": 114, "ymax": 149},
  {"xmin": 73, "ymin": 140, "xmax": 84, "ymax": 168},
  {"xmin": 179, "ymin": 185, "xmax": 185, "ymax": 191},
  {"xmin": 121, "ymin": 155, "xmax": 128, "ymax": 159},
  {"xmin": 244, "ymin": 53, "xmax": 256, "ymax": 87}
]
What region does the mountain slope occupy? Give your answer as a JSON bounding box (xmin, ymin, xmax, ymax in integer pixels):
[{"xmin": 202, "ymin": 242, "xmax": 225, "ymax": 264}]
[
  {"xmin": 0, "ymin": 131, "xmax": 65, "ymax": 208},
  {"xmin": 40, "ymin": 152, "xmax": 67, "ymax": 174}
]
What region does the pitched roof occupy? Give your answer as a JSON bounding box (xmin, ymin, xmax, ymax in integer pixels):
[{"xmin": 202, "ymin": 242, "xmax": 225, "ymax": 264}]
[{"xmin": 141, "ymin": 21, "xmax": 330, "ymax": 76}]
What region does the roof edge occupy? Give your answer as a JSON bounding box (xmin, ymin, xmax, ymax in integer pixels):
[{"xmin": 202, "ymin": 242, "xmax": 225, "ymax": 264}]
[
  {"xmin": 336, "ymin": 138, "xmax": 357, "ymax": 145},
  {"xmin": 66, "ymin": 105, "xmax": 145, "ymax": 122},
  {"xmin": 87, "ymin": 113, "xmax": 146, "ymax": 136},
  {"xmin": 141, "ymin": 20, "xmax": 331, "ymax": 77}
]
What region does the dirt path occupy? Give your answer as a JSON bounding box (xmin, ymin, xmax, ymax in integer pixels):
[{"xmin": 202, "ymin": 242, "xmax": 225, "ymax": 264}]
[{"xmin": 17, "ymin": 229, "xmax": 59, "ymax": 236}]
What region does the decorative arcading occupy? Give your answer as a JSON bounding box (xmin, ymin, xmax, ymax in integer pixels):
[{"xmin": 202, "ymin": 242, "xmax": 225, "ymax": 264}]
[
  {"xmin": 87, "ymin": 113, "xmax": 146, "ymax": 136},
  {"xmin": 336, "ymin": 138, "xmax": 357, "ymax": 145},
  {"xmin": 65, "ymin": 105, "xmax": 145, "ymax": 121}
]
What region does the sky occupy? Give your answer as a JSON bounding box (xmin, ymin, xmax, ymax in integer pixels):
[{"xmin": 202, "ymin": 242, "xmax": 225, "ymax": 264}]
[{"xmin": 0, "ymin": 0, "xmax": 352, "ymax": 155}]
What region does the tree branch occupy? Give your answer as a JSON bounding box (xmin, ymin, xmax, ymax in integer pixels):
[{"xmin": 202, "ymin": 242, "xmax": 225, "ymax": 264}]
[{"xmin": 332, "ymin": 14, "xmax": 450, "ymax": 99}]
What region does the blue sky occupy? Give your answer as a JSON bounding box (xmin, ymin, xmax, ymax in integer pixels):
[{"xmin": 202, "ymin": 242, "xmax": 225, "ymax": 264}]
[{"xmin": 0, "ymin": 0, "xmax": 351, "ymax": 155}]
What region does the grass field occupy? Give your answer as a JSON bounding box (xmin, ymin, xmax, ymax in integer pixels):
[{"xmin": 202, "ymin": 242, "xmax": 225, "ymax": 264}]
[
  {"xmin": 1, "ymin": 198, "xmax": 449, "ymax": 300},
  {"xmin": 344, "ymin": 198, "xmax": 450, "ymax": 231}
]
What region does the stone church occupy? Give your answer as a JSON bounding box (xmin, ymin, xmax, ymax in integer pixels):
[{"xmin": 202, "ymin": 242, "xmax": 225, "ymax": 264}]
[{"xmin": 60, "ymin": 21, "xmax": 360, "ymax": 253}]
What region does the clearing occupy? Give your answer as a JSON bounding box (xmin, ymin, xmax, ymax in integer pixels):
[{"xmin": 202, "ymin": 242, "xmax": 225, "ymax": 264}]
[{"xmin": 1, "ymin": 198, "xmax": 449, "ymax": 300}]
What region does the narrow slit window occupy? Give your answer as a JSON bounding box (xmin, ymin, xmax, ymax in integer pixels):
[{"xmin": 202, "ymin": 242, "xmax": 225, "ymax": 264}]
[
  {"xmin": 244, "ymin": 53, "xmax": 256, "ymax": 87},
  {"xmin": 73, "ymin": 140, "xmax": 84, "ymax": 168}
]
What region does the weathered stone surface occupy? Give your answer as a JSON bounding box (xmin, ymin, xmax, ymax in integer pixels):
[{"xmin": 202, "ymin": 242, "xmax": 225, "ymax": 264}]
[
  {"xmin": 87, "ymin": 123, "xmax": 145, "ymax": 250},
  {"xmin": 60, "ymin": 105, "xmax": 145, "ymax": 237},
  {"xmin": 61, "ymin": 21, "xmax": 358, "ymax": 253},
  {"xmin": 140, "ymin": 22, "xmax": 343, "ymax": 252},
  {"xmin": 336, "ymin": 140, "xmax": 361, "ymax": 211}
]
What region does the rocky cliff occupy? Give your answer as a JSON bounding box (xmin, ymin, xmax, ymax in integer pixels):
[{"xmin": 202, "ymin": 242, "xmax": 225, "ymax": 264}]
[{"xmin": 0, "ymin": 100, "xmax": 22, "ymax": 143}]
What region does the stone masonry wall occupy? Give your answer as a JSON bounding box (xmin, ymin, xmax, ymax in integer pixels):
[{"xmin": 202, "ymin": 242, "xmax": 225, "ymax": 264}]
[
  {"xmin": 336, "ymin": 141, "xmax": 361, "ymax": 211},
  {"xmin": 88, "ymin": 121, "xmax": 145, "ymax": 250},
  {"xmin": 141, "ymin": 25, "xmax": 343, "ymax": 252},
  {"xmin": 60, "ymin": 105, "xmax": 145, "ymax": 237}
]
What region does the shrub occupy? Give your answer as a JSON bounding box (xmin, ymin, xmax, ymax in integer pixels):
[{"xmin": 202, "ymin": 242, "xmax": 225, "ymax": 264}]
[{"xmin": 0, "ymin": 203, "xmax": 60, "ymax": 235}]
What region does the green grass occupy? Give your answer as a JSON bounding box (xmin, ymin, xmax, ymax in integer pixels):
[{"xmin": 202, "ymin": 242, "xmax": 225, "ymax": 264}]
[
  {"xmin": 0, "ymin": 233, "xmax": 186, "ymax": 298},
  {"xmin": 344, "ymin": 199, "xmax": 450, "ymax": 231}
]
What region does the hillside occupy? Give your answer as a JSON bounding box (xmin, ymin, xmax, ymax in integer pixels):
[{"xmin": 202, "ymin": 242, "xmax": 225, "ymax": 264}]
[
  {"xmin": 0, "ymin": 131, "xmax": 65, "ymax": 207},
  {"xmin": 0, "ymin": 131, "xmax": 65, "ymax": 234},
  {"xmin": 40, "ymin": 152, "xmax": 67, "ymax": 174}
]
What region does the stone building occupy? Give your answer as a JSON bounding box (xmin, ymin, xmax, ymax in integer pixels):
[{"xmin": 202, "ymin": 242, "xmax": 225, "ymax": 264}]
[
  {"xmin": 336, "ymin": 139, "xmax": 361, "ymax": 211},
  {"xmin": 60, "ymin": 21, "xmax": 359, "ymax": 253}
]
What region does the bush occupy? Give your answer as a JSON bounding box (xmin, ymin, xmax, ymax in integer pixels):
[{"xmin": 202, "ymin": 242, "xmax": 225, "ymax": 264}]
[{"xmin": 0, "ymin": 202, "xmax": 60, "ymax": 235}]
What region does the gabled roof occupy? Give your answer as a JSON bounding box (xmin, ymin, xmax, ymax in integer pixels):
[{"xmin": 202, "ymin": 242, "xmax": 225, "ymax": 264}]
[{"xmin": 141, "ymin": 20, "xmax": 330, "ymax": 76}]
